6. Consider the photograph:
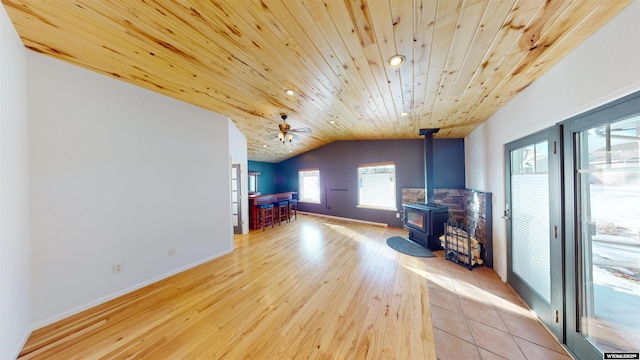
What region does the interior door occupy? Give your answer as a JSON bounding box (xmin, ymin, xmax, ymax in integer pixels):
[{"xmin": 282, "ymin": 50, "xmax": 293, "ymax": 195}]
[
  {"xmin": 505, "ymin": 127, "xmax": 564, "ymax": 338},
  {"xmin": 563, "ymin": 92, "xmax": 640, "ymax": 359},
  {"xmin": 231, "ymin": 164, "xmax": 242, "ymax": 234}
]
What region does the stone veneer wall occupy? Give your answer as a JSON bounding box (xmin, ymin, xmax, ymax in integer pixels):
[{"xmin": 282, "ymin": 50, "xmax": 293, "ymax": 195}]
[{"xmin": 402, "ymin": 188, "xmax": 493, "ymax": 267}]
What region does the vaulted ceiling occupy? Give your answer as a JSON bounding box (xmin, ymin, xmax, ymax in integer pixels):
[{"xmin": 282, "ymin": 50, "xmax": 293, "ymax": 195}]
[{"xmin": 3, "ymin": 0, "xmax": 632, "ymax": 162}]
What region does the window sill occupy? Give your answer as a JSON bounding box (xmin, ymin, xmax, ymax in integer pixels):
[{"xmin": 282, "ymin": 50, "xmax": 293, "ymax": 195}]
[
  {"xmin": 299, "ymin": 200, "xmax": 321, "ymax": 204},
  {"xmin": 356, "ymin": 205, "xmax": 398, "ymax": 211}
]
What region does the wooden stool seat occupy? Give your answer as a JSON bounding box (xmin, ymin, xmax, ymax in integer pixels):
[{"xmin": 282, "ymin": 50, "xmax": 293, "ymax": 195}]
[
  {"xmin": 288, "ymin": 199, "xmax": 297, "ymax": 221},
  {"xmin": 275, "ymin": 200, "xmax": 289, "ymax": 225},
  {"xmin": 256, "ymin": 203, "xmax": 274, "ymax": 231}
]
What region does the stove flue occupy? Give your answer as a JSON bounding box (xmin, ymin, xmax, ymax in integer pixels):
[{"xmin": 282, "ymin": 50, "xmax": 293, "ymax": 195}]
[{"xmin": 419, "ymin": 128, "xmax": 439, "ymax": 203}]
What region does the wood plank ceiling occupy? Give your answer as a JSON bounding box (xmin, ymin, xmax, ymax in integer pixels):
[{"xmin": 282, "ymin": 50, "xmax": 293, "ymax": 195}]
[{"xmin": 3, "ymin": 0, "xmax": 632, "ymax": 162}]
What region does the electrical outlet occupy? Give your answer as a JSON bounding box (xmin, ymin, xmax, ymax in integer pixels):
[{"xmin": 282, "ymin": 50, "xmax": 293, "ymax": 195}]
[
  {"xmin": 168, "ymin": 248, "xmax": 176, "ymax": 256},
  {"xmin": 396, "ymin": 212, "xmax": 400, "ymax": 218},
  {"xmin": 112, "ymin": 263, "xmax": 123, "ymax": 274}
]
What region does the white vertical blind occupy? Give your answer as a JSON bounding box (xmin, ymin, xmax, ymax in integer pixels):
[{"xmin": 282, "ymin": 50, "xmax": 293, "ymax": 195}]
[{"xmin": 512, "ymin": 173, "xmax": 551, "ymax": 303}]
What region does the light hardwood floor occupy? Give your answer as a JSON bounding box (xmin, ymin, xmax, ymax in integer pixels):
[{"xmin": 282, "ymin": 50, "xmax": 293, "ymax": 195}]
[
  {"xmin": 20, "ymin": 213, "xmax": 571, "ymax": 359},
  {"xmin": 19, "ymin": 214, "xmax": 437, "ymax": 359}
]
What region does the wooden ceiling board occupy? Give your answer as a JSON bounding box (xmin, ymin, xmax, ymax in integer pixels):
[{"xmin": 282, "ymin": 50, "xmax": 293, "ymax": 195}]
[
  {"xmin": 435, "ymin": 0, "xmax": 516, "ymax": 136},
  {"xmin": 369, "ymin": 0, "xmax": 404, "ymax": 128},
  {"xmin": 502, "ymin": 0, "xmax": 619, "ymax": 96},
  {"xmin": 2, "ymin": 0, "xmax": 633, "ymax": 162},
  {"xmin": 411, "ymin": 0, "xmax": 438, "ymax": 136},
  {"xmin": 305, "ymin": 0, "xmax": 381, "ymax": 132},
  {"xmin": 251, "ymin": 2, "xmax": 338, "ymax": 105},
  {"xmin": 321, "ymin": 0, "xmax": 394, "ymax": 134},
  {"xmin": 466, "ymin": 0, "xmax": 630, "ymax": 126},
  {"xmin": 423, "ymin": 0, "xmax": 463, "ymax": 121},
  {"xmin": 269, "ymin": 0, "xmax": 383, "ymax": 136},
  {"xmin": 443, "ymin": 0, "xmax": 547, "ymax": 127},
  {"xmin": 429, "ymin": 0, "xmax": 488, "ymax": 129},
  {"xmin": 389, "ymin": 0, "xmax": 414, "ymax": 125}
]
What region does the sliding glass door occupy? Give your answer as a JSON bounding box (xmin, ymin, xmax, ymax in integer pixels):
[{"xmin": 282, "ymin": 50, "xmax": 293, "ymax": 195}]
[{"xmin": 564, "ymin": 92, "xmax": 640, "ymax": 359}]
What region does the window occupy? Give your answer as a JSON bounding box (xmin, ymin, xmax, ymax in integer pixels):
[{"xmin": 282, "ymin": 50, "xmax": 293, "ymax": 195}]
[
  {"xmin": 298, "ymin": 169, "xmax": 320, "ymax": 203},
  {"xmin": 248, "ymin": 171, "xmax": 260, "ymax": 194},
  {"xmin": 358, "ymin": 162, "xmax": 396, "ymax": 210}
]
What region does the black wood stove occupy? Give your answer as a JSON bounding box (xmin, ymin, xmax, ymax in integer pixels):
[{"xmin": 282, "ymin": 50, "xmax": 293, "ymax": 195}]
[{"xmin": 402, "ymin": 128, "xmax": 449, "ymax": 250}]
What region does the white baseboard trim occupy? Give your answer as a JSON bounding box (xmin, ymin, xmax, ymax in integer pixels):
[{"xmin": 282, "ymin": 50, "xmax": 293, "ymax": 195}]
[
  {"xmin": 298, "ymin": 211, "xmax": 388, "ymax": 227},
  {"xmin": 32, "ymin": 247, "xmax": 233, "ymax": 330},
  {"xmin": 10, "ymin": 327, "xmax": 32, "ymax": 360}
]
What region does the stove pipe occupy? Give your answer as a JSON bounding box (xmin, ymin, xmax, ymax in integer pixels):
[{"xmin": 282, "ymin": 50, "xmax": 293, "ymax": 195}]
[{"xmin": 419, "ymin": 128, "xmax": 440, "ymax": 204}]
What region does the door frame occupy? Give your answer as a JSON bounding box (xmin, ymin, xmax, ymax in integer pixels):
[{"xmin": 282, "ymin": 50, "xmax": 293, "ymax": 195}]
[
  {"xmin": 231, "ymin": 163, "xmax": 242, "ymax": 235},
  {"xmin": 561, "ymin": 91, "xmax": 640, "ymax": 360},
  {"xmin": 504, "ymin": 126, "xmax": 564, "ymax": 339}
]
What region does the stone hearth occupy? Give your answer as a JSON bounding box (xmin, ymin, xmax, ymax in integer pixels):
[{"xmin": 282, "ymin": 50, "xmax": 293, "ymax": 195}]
[{"xmin": 402, "ymin": 188, "xmax": 493, "ymax": 268}]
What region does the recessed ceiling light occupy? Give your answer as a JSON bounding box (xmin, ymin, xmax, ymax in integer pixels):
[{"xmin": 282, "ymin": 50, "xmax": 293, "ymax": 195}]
[
  {"xmin": 262, "ymin": 144, "xmax": 267, "ymax": 148},
  {"xmin": 400, "ymin": 112, "xmax": 409, "ymax": 117},
  {"xmin": 284, "ymin": 89, "xmax": 295, "ymax": 96},
  {"xmin": 386, "ymin": 54, "xmax": 405, "ymax": 68},
  {"xmin": 329, "ymin": 120, "xmax": 336, "ymax": 124},
  {"xmin": 288, "ymin": 150, "xmax": 292, "ymax": 153}
]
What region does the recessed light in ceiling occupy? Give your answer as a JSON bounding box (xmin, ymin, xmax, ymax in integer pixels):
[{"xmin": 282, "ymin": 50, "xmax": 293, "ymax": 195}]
[
  {"xmin": 262, "ymin": 144, "xmax": 267, "ymax": 148},
  {"xmin": 329, "ymin": 120, "xmax": 336, "ymax": 124},
  {"xmin": 284, "ymin": 89, "xmax": 295, "ymax": 96},
  {"xmin": 288, "ymin": 150, "xmax": 292, "ymax": 153},
  {"xmin": 386, "ymin": 54, "xmax": 405, "ymax": 68},
  {"xmin": 400, "ymin": 112, "xmax": 408, "ymax": 117}
]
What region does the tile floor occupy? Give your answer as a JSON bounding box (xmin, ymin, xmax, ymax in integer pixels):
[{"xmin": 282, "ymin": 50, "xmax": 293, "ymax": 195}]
[{"xmin": 425, "ymin": 250, "xmax": 573, "ymax": 360}]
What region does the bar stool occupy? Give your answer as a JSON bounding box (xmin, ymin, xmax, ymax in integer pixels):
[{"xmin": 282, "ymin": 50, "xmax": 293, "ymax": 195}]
[
  {"xmin": 256, "ymin": 203, "xmax": 274, "ymax": 231},
  {"xmin": 274, "ymin": 200, "xmax": 289, "ymax": 225},
  {"xmin": 288, "ymin": 199, "xmax": 297, "ymax": 221}
]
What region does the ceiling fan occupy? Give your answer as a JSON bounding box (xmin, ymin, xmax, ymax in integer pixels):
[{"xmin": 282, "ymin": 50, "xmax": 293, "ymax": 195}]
[{"xmin": 276, "ymin": 113, "xmax": 312, "ymax": 143}]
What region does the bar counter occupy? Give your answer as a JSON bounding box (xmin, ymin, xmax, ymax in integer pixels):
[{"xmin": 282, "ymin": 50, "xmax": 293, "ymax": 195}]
[{"xmin": 248, "ymin": 192, "xmax": 297, "ymax": 230}]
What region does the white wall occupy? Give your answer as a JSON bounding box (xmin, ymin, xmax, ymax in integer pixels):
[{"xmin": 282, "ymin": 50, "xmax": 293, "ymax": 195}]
[
  {"xmin": 28, "ymin": 53, "xmax": 234, "ymax": 327},
  {"xmin": 228, "ymin": 120, "xmax": 249, "ymax": 234},
  {"xmin": 0, "ymin": 5, "xmax": 31, "ymax": 359},
  {"xmin": 465, "ymin": 0, "xmax": 640, "ymax": 279}
]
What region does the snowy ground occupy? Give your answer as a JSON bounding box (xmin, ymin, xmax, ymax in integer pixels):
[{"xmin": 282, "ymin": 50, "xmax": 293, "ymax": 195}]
[{"xmin": 588, "ymin": 184, "xmax": 639, "ymax": 351}]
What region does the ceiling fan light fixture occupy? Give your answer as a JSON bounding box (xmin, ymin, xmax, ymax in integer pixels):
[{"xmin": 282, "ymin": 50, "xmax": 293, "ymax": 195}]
[
  {"xmin": 284, "ymin": 89, "xmax": 295, "ymax": 96},
  {"xmin": 386, "ymin": 54, "xmax": 405, "ymax": 68},
  {"xmin": 276, "ymin": 113, "xmax": 311, "ymax": 144}
]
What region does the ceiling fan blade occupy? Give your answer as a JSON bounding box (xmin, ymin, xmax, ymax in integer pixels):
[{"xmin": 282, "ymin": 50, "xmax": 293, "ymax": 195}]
[{"xmin": 290, "ymin": 127, "xmax": 312, "ymax": 133}]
